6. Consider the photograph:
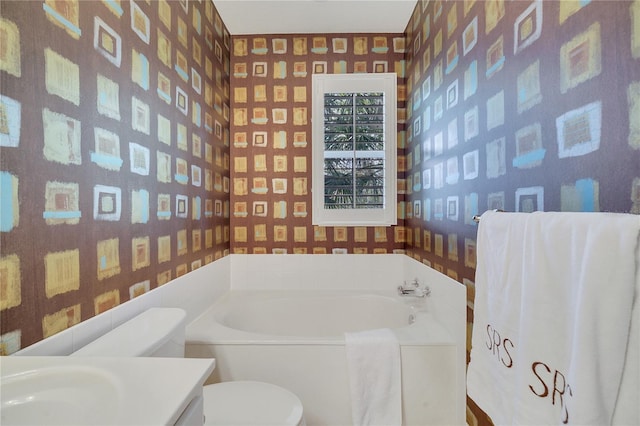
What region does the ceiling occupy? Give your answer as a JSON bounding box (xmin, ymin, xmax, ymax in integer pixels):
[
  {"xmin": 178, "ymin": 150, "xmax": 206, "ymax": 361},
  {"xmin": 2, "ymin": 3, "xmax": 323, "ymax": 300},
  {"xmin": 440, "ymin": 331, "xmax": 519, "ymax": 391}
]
[{"xmin": 213, "ymin": 0, "xmax": 418, "ymax": 35}]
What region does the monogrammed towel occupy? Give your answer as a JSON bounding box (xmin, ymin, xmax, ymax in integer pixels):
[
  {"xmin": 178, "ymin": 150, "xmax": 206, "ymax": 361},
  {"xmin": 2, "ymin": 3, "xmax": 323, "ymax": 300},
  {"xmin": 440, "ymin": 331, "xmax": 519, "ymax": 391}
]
[{"xmin": 467, "ymin": 211, "xmax": 640, "ymax": 425}]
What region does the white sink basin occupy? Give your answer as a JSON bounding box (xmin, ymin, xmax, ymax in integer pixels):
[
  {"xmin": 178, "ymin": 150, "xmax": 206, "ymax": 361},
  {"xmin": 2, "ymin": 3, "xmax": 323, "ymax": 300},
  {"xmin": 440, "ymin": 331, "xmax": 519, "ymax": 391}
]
[
  {"xmin": 1, "ymin": 365, "xmax": 122, "ymax": 425},
  {"xmin": 1, "ymin": 356, "xmax": 215, "ymax": 426}
]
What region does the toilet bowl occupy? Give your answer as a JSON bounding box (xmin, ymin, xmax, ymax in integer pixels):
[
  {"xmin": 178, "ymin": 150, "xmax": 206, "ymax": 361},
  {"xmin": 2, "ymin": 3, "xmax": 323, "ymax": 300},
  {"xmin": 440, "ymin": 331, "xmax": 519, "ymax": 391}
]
[
  {"xmin": 203, "ymin": 381, "xmax": 304, "ymax": 425},
  {"xmin": 72, "ymin": 308, "xmax": 305, "ymax": 426}
]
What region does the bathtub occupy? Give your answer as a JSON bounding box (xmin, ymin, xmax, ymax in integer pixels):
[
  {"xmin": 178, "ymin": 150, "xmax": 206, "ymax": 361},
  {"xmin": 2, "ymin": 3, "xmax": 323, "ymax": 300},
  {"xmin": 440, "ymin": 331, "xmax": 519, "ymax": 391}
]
[{"xmin": 186, "ymin": 290, "xmax": 461, "ymax": 425}]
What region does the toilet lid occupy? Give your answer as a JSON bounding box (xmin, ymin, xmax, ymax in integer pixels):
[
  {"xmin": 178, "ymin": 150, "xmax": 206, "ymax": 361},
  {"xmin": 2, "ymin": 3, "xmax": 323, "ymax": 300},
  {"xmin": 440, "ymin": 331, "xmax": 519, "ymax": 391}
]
[{"xmin": 203, "ymin": 381, "xmax": 304, "ymax": 425}]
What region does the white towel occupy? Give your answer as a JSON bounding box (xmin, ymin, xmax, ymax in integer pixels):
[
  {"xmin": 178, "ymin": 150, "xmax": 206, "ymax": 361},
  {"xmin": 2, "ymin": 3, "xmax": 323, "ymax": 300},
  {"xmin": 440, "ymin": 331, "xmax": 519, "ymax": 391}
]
[
  {"xmin": 467, "ymin": 211, "xmax": 640, "ymax": 425},
  {"xmin": 345, "ymin": 328, "xmax": 402, "ymax": 426},
  {"xmin": 612, "ymin": 244, "xmax": 640, "ymax": 425}
]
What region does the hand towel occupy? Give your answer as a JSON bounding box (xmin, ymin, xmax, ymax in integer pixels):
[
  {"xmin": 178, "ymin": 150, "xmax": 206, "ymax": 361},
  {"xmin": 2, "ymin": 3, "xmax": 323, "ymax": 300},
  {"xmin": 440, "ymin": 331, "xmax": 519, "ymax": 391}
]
[
  {"xmin": 467, "ymin": 211, "xmax": 640, "ymax": 425},
  {"xmin": 345, "ymin": 328, "xmax": 402, "ymax": 426}
]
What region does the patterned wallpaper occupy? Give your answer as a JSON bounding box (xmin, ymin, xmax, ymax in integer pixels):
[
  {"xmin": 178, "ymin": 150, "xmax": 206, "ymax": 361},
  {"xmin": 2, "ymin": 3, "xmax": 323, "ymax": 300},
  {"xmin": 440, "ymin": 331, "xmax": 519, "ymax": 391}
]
[
  {"xmin": 229, "ymin": 34, "xmax": 407, "ymax": 254},
  {"xmin": 2, "ymin": 0, "xmax": 639, "ymax": 421},
  {"xmin": 402, "ymin": 0, "xmax": 640, "ymax": 424},
  {"xmin": 0, "ymin": 0, "xmax": 231, "ymax": 354}
]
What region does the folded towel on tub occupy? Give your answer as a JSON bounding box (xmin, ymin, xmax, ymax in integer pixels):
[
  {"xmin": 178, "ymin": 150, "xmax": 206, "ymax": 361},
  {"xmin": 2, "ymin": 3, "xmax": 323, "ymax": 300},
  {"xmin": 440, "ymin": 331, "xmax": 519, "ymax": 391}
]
[
  {"xmin": 467, "ymin": 211, "xmax": 640, "ymax": 425},
  {"xmin": 345, "ymin": 328, "xmax": 401, "ymax": 426}
]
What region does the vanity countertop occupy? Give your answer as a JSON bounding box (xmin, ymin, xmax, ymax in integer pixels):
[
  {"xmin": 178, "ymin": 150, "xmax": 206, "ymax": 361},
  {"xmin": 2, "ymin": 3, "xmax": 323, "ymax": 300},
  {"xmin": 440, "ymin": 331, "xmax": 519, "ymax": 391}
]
[{"xmin": 1, "ymin": 356, "xmax": 215, "ymax": 426}]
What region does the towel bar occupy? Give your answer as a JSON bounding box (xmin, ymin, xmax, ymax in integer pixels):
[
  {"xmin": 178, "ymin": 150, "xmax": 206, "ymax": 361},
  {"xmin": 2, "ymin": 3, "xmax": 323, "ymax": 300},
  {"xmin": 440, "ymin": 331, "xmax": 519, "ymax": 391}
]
[{"xmin": 472, "ymin": 209, "xmax": 505, "ymax": 223}]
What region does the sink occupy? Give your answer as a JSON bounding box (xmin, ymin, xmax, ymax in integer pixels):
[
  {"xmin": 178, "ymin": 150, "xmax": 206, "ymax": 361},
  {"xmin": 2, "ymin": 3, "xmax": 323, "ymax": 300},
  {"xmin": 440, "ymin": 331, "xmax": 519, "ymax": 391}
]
[
  {"xmin": 1, "ymin": 365, "xmax": 123, "ymax": 425},
  {"xmin": 1, "ymin": 356, "xmax": 215, "ymax": 425}
]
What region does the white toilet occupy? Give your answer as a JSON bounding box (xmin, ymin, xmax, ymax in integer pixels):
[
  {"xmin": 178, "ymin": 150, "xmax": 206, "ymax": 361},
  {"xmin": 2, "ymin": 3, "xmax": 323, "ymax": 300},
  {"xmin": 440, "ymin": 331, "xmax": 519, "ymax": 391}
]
[{"xmin": 72, "ymin": 307, "xmax": 305, "ymax": 426}]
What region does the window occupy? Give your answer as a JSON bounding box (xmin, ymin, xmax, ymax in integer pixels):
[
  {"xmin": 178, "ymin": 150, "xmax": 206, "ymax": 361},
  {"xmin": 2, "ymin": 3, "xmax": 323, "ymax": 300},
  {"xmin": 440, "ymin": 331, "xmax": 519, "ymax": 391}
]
[{"xmin": 312, "ymin": 73, "xmax": 397, "ymax": 226}]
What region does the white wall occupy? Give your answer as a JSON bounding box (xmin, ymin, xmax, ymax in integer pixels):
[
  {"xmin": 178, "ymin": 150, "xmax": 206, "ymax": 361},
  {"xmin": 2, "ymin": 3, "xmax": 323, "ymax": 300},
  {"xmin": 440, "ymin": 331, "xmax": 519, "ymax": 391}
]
[
  {"xmin": 230, "ymin": 253, "xmax": 405, "ymax": 291},
  {"xmin": 14, "ymin": 256, "xmax": 231, "ymax": 356}
]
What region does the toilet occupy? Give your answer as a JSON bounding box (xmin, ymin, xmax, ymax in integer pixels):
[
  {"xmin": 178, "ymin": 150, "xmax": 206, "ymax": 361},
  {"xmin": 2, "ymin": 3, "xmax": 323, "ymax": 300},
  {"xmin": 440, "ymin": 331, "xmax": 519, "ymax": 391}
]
[{"xmin": 72, "ymin": 307, "xmax": 305, "ymax": 426}]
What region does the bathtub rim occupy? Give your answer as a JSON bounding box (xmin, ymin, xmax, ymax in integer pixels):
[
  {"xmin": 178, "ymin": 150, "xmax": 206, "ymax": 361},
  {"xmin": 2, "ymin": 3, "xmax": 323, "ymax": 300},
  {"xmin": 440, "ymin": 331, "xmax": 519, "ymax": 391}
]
[{"xmin": 185, "ymin": 289, "xmax": 456, "ymax": 346}]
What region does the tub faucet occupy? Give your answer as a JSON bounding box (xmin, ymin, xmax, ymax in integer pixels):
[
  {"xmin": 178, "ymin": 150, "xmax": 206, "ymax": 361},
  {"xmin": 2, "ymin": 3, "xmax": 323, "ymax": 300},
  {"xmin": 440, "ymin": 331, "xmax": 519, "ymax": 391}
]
[{"xmin": 397, "ymin": 279, "xmax": 431, "ymax": 298}]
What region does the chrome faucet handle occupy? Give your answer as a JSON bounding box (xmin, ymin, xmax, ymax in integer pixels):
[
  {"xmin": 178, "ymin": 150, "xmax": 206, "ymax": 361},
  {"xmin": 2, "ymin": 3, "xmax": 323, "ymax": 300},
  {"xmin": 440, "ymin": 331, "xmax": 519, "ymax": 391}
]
[
  {"xmin": 401, "ymin": 279, "xmax": 419, "ymax": 289},
  {"xmin": 422, "ymin": 286, "xmax": 431, "ymax": 297},
  {"xmin": 397, "ymin": 280, "xmax": 431, "ymax": 298}
]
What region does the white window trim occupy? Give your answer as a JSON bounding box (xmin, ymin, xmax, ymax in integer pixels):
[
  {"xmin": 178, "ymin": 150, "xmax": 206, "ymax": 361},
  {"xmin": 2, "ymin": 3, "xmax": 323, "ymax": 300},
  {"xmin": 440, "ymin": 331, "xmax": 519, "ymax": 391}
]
[{"xmin": 312, "ymin": 73, "xmax": 397, "ymax": 227}]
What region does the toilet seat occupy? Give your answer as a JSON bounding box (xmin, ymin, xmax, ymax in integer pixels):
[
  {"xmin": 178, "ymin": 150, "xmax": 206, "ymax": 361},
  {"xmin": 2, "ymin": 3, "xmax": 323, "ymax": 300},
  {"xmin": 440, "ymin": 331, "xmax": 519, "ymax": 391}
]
[{"xmin": 203, "ymin": 381, "xmax": 305, "ymax": 426}]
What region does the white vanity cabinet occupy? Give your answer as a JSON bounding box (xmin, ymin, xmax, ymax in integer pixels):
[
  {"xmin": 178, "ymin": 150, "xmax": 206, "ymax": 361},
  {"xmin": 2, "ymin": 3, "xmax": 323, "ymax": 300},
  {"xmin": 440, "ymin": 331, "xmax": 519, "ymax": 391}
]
[{"xmin": 174, "ymin": 394, "xmax": 205, "ymax": 426}]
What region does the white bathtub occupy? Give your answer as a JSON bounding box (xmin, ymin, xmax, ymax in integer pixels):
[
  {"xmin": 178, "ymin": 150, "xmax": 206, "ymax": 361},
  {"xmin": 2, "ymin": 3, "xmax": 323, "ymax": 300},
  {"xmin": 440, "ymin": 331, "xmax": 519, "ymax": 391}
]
[{"xmin": 186, "ymin": 290, "xmax": 461, "ymax": 425}]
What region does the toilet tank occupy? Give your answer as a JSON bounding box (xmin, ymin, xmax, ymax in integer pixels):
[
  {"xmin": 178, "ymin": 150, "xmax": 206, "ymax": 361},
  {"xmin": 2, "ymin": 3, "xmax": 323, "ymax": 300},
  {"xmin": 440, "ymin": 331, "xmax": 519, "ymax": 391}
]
[{"xmin": 72, "ymin": 308, "xmax": 187, "ymax": 357}]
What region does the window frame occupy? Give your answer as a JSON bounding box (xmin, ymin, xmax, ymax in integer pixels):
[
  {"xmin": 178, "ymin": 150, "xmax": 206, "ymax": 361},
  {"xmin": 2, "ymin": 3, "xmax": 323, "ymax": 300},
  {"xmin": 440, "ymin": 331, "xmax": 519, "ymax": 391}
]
[{"xmin": 311, "ymin": 73, "xmax": 397, "ymax": 227}]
